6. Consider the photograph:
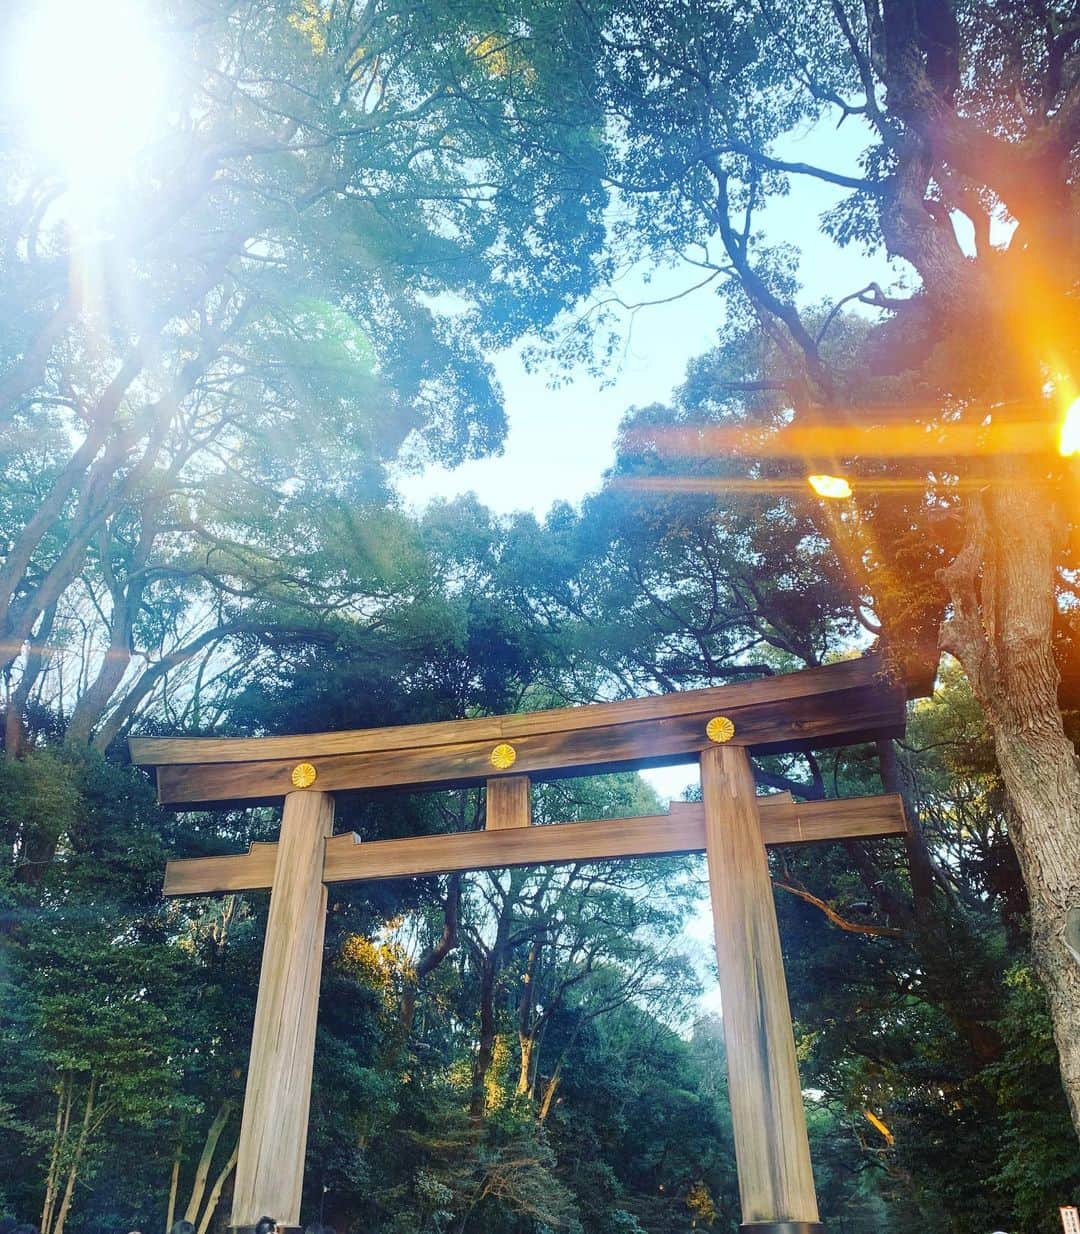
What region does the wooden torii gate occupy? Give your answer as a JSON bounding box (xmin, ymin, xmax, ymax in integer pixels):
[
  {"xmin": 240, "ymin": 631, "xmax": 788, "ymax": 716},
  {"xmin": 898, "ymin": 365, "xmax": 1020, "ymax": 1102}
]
[{"xmin": 131, "ymin": 653, "xmax": 908, "ymax": 1234}]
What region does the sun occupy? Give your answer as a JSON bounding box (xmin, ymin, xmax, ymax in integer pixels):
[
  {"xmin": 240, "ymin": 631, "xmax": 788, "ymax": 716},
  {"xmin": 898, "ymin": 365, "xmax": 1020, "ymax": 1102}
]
[
  {"xmin": 807, "ymin": 473, "xmax": 853, "ymax": 500},
  {"xmin": 9, "ymin": 0, "xmax": 166, "ymax": 199}
]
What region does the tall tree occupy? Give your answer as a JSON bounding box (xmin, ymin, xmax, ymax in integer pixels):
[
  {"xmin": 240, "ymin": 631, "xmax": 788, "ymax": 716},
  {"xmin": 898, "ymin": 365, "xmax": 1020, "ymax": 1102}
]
[
  {"xmin": 513, "ymin": 0, "xmax": 1080, "ymax": 1134},
  {"xmin": 0, "ymin": 0, "xmax": 609, "ymax": 752}
]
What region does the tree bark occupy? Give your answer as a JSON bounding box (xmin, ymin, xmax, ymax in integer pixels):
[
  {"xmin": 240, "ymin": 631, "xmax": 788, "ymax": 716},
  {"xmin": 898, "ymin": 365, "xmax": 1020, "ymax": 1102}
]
[
  {"xmin": 184, "ymin": 1100, "xmax": 234, "ymax": 1223},
  {"xmin": 942, "ymin": 474, "xmax": 1080, "ymax": 1134},
  {"xmin": 470, "ymin": 957, "xmax": 499, "ymax": 1118},
  {"xmin": 537, "ymin": 1056, "xmax": 564, "ymax": 1124},
  {"xmin": 166, "ymin": 1147, "xmax": 181, "ymax": 1234},
  {"xmin": 398, "ymin": 875, "xmax": 461, "ymax": 1039},
  {"xmin": 52, "ymin": 1076, "xmax": 96, "ymax": 1234},
  {"xmin": 195, "ymin": 1141, "xmax": 239, "ymax": 1234},
  {"xmin": 996, "ymin": 722, "xmax": 1080, "ymax": 1134},
  {"xmin": 5, "ymin": 603, "xmax": 57, "ymax": 756},
  {"xmin": 515, "ymin": 940, "xmax": 540, "ymax": 1097},
  {"xmin": 40, "ymin": 1074, "xmax": 71, "ymax": 1234}
]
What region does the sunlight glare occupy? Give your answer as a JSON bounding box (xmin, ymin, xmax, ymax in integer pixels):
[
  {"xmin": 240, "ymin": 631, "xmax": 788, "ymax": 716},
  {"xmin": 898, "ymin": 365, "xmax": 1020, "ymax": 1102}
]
[
  {"xmin": 807, "ymin": 474, "xmax": 853, "ymax": 500},
  {"xmin": 1059, "ymin": 396, "xmax": 1080, "ymax": 458},
  {"xmin": 11, "ymin": 0, "xmax": 165, "ymax": 195}
]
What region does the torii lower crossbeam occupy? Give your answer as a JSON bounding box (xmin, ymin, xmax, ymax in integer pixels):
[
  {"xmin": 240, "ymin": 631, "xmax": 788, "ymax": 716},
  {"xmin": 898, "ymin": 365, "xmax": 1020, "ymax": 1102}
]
[{"xmin": 133, "ymin": 654, "xmax": 908, "ymax": 1234}]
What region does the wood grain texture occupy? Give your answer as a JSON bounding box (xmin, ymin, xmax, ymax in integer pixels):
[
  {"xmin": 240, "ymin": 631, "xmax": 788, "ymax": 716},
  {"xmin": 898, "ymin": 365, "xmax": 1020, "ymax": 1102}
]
[
  {"xmin": 485, "ymin": 776, "xmax": 531, "ymax": 829},
  {"xmin": 230, "ymin": 791, "xmax": 334, "ymax": 1229},
  {"xmin": 148, "ymin": 681, "xmax": 904, "ymax": 806},
  {"xmin": 162, "ymin": 793, "xmax": 906, "ymax": 895},
  {"xmin": 701, "ymin": 745, "xmax": 820, "ymax": 1225},
  {"xmin": 130, "ymin": 654, "xmax": 894, "ymax": 766}
]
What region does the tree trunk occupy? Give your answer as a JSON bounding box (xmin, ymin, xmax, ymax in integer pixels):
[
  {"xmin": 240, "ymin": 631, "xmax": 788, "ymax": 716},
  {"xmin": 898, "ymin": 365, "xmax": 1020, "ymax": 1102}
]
[
  {"xmin": 52, "ymin": 1076, "xmax": 96, "ymax": 1234},
  {"xmin": 397, "ymin": 875, "xmax": 461, "ymax": 1043},
  {"xmin": 40, "ymin": 1074, "xmax": 71, "ymax": 1234},
  {"xmin": 470, "ymin": 959, "xmax": 498, "ymax": 1118},
  {"xmin": 516, "ymin": 1034, "xmax": 536, "ymax": 1098},
  {"xmin": 516, "ymin": 940, "xmax": 540, "ymax": 1097},
  {"xmin": 184, "ymin": 1100, "xmax": 234, "ymax": 1222},
  {"xmin": 166, "ymin": 1148, "xmax": 181, "ymax": 1234},
  {"xmin": 195, "ymin": 1141, "xmax": 239, "ymax": 1234},
  {"xmin": 996, "ymin": 723, "xmax": 1080, "ymax": 1134},
  {"xmin": 537, "ymin": 1058, "xmax": 563, "ymax": 1123},
  {"xmin": 466, "ymin": 874, "xmax": 518, "ymax": 1118},
  {"xmin": 5, "ymin": 603, "xmax": 57, "ymax": 756},
  {"xmin": 942, "ymin": 474, "xmax": 1080, "ymax": 1135}
]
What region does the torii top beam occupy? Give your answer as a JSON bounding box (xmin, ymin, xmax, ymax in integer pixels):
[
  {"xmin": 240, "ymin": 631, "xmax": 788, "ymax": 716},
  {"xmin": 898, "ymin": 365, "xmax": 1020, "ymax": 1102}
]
[{"xmin": 130, "ymin": 653, "xmax": 904, "ymax": 807}]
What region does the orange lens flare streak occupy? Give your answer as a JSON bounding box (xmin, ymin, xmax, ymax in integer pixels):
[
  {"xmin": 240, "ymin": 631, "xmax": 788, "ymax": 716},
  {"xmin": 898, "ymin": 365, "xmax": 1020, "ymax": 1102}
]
[
  {"xmin": 629, "ymin": 418, "xmax": 1060, "ymax": 461},
  {"xmin": 617, "ymin": 475, "xmax": 984, "ymax": 496}
]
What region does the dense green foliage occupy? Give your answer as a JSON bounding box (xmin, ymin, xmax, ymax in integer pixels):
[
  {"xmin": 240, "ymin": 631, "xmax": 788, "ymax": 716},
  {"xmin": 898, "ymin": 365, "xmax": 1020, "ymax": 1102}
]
[{"xmin": 2, "ymin": 498, "xmax": 1078, "ymax": 1233}]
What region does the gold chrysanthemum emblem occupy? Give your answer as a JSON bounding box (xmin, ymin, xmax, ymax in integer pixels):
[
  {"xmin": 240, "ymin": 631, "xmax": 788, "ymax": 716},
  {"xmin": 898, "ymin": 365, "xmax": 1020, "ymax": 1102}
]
[
  {"xmin": 291, "ymin": 761, "xmax": 318, "ymax": 788},
  {"xmin": 489, "ymin": 743, "xmax": 517, "ymax": 770},
  {"xmin": 706, "ymin": 716, "xmax": 735, "ymax": 744}
]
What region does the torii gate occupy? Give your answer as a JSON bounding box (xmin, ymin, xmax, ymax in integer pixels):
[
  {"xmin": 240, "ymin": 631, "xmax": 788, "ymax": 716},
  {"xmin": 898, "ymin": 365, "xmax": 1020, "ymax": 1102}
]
[{"xmin": 131, "ymin": 653, "xmax": 908, "ymax": 1234}]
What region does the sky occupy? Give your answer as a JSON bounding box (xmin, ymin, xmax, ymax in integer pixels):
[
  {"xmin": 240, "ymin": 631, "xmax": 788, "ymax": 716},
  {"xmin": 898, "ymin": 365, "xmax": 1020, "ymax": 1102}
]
[
  {"xmin": 395, "ymin": 120, "xmax": 904, "ymax": 809},
  {"xmin": 394, "ymin": 121, "xmax": 910, "ymax": 1012},
  {"xmin": 394, "ymin": 121, "xmax": 904, "ymax": 521}
]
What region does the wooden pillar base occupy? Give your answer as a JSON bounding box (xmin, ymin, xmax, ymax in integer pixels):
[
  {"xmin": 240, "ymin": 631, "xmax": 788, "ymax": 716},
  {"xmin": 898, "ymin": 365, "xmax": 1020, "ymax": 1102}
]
[
  {"xmin": 740, "ymin": 1223, "xmax": 825, "ymax": 1234},
  {"xmin": 231, "ymin": 1226, "xmax": 302, "ymax": 1234}
]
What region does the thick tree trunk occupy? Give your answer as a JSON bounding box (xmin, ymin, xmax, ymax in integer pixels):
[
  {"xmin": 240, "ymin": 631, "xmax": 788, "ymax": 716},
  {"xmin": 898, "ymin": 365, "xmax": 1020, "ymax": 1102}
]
[
  {"xmin": 516, "ymin": 1034, "xmax": 535, "ymax": 1098},
  {"xmin": 942, "ymin": 474, "xmax": 1080, "ymax": 1136},
  {"xmin": 995, "ymin": 722, "xmax": 1080, "ymax": 1134}
]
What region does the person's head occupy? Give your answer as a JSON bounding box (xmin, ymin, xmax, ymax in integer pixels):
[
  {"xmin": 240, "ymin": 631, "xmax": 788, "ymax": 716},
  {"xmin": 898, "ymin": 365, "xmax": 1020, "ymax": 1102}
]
[
  {"xmin": 171, "ymin": 1221, "xmax": 195, "ymax": 1234},
  {"xmin": 254, "ymin": 1216, "xmax": 277, "ymax": 1234}
]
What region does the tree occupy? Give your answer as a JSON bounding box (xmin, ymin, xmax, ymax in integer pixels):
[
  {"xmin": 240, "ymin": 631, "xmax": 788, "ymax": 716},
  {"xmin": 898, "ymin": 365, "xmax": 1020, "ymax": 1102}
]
[
  {"xmin": 494, "ymin": 398, "xmax": 1080, "ymax": 1225},
  {"xmin": 772, "ymin": 664, "xmax": 1080, "ymax": 1232},
  {"xmin": 509, "ymin": 0, "xmax": 1080, "ymax": 1135},
  {"xmin": 0, "ymin": 0, "xmax": 610, "ymax": 754},
  {"xmin": 0, "ymin": 750, "xmax": 195, "ymax": 1233}
]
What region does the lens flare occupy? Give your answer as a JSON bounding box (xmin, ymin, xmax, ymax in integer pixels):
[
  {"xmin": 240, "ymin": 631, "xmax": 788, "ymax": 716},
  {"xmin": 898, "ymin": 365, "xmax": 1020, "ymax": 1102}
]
[
  {"xmin": 807, "ymin": 474, "xmax": 852, "ymax": 500},
  {"xmin": 9, "ymin": 0, "xmax": 165, "ymax": 196},
  {"xmin": 1059, "ymin": 397, "xmax": 1080, "ymax": 457}
]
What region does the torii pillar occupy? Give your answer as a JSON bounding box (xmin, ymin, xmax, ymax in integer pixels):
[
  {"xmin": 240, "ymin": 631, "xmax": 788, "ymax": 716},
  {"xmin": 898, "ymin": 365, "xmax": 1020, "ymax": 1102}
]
[
  {"xmin": 703, "ymin": 744, "xmax": 820, "ymax": 1232},
  {"xmin": 132, "ymin": 653, "xmax": 908, "ymax": 1234},
  {"xmin": 230, "ymin": 789, "xmax": 334, "ymax": 1230}
]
